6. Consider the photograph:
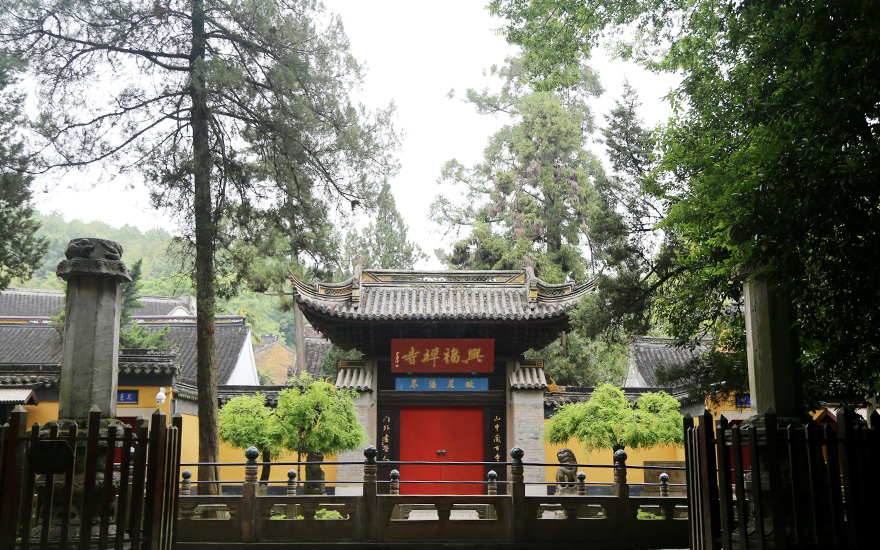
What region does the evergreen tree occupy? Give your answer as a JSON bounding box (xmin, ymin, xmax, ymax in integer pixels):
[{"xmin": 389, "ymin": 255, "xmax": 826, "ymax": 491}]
[
  {"xmin": 1, "ymin": 0, "xmax": 398, "ymax": 492},
  {"xmin": 430, "ymin": 58, "xmax": 604, "ymax": 283},
  {"xmin": 343, "ymin": 182, "xmax": 426, "ymax": 274},
  {"xmin": 490, "ymin": 1, "xmax": 880, "ymax": 405},
  {"xmin": 119, "ymin": 259, "xmax": 172, "ymax": 349},
  {"xmin": 0, "ymin": 54, "xmax": 46, "ymax": 290}
]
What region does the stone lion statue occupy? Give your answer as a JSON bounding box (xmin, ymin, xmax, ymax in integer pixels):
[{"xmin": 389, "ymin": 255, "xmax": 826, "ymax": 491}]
[
  {"xmin": 305, "ymin": 451, "xmax": 326, "ymax": 495},
  {"xmin": 64, "ymin": 238, "xmax": 123, "ymax": 261},
  {"xmin": 556, "ymin": 448, "xmax": 579, "ymax": 494}
]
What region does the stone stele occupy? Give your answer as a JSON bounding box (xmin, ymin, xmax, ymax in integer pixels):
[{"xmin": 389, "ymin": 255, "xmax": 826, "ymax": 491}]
[{"xmin": 56, "ymin": 238, "xmax": 131, "ymax": 421}]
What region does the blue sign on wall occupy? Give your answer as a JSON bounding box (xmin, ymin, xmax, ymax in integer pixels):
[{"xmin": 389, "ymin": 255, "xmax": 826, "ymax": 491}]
[
  {"xmin": 395, "ymin": 378, "xmax": 488, "ymax": 391},
  {"xmin": 735, "ymin": 393, "xmax": 751, "ymax": 408},
  {"xmin": 117, "ymin": 390, "xmax": 139, "ymax": 404}
]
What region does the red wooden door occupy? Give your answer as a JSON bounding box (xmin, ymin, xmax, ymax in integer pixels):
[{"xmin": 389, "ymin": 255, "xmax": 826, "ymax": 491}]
[
  {"xmin": 399, "ymin": 407, "xmax": 484, "ymax": 495},
  {"xmin": 399, "ymin": 407, "xmax": 444, "ymax": 494}
]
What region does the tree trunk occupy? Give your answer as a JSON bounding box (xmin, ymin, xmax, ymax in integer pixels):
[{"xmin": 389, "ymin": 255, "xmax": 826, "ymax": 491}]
[
  {"xmin": 190, "ymin": 0, "xmax": 220, "ymax": 496},
  {"xmin": 260, "ymin": 449, "xmax": 272, "ymax": 483}
]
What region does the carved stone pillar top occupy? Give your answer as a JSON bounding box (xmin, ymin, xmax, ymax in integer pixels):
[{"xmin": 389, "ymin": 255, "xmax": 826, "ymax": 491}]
[
  {"xmin": 56, "ymin": 238, "xmax": 131, "ymax": 282},
  {"xmin": 732, "ymin": 261, "xmax": 762, "ymax": 282}
]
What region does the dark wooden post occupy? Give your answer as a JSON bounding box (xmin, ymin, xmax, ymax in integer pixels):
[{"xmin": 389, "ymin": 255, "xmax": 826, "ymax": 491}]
[
  {"xmin": 78, "ymin": 407, "xmax": 103, "ymax": 550},
  {"xmin": 683, "ymin": 414, "xmax": 701, "ymax": 550},
  {"xmin": 146, "ymin": 409, "xmax": 168, "ymax": 550},
  {"xmin": 0, "ymin": 405, "xmax": 28, "ymax": 546},
  {"xmin": 510, "ymin": 446, "xmax": 525, "ymax": 543},
  {"xmin": 363, "ymin": 446, "xmax": 378, "ymax": 542},
  {"xmin": 762, "ymin": 410, "xmax": 787, "ymax": 550},
  {"xmin": 715, "ymin": 415, "xmax": 733, "ymax": 549},
  {"xmin": 167, "ymin": 413, "xmax": 184, "ymax": 550},
  {"xmin": 242, "ymin": 446, "xmax": 258, "ymax": 543},
  {"xmin": 836, "ymin": 408, "xmax": 865, "ymax": 545},
  {"xmin": 697, "ymin": 409, "xmax": 721, "ymax": 550}
]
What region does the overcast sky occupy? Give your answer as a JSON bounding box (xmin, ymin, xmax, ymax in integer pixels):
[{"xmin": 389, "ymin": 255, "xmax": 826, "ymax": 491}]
[{"xmin": 32, "ymin": 1, "xmax": 679, "ymax": 269}]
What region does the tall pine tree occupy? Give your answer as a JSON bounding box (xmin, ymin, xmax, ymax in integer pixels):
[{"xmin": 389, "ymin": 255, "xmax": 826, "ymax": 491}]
[
  {"xmin": 343, "ymin": 182, "xmax": 425, "ymax": 273},
  {"xmin": 0, "ymin": 54, "xmax": 46, "ymax": 290},
  {"xmin": 430, "ymin": 58, "xmax": 604, "ymax": 283},
  {"xmin": 1, "ymin": 0, "xmax": 399, "ymax": 491}
]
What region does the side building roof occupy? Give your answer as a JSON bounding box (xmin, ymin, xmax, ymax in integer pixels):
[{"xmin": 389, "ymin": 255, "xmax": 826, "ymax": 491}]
[
  {"xmin": 0, "ymin": 288, "xmax": 195, "ymax": 317},
  {"xmin": 0, "ymin": 316, "xmax": 253, "ymax": 388},
  {"xmin": 625, "ymin": 336, "xmax": 710, "ymax": 388}
]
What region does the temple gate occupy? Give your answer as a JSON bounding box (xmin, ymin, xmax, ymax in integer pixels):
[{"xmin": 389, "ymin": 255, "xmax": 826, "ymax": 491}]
[{"xmin": 289, "ymin": 259, "xmax": 595, "ymax": 495}]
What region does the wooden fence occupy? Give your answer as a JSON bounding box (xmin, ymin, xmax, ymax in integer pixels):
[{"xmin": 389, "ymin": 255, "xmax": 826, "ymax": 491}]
[
  {"xmin": 685, "ymin": 408, "xmax": 880, "ymax": 550},
  {"xmin": 175, "ymin": 446, "xmax": 689, "ymax": 550},
  {"xmin": 0, "ymin": 406, "xmax": 181, "ymax": 550}
]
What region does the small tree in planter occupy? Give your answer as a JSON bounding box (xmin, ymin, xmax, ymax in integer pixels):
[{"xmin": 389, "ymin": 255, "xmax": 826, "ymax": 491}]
[
  {"xmin": 276, "ymin": 373, "xmax": 366, "ymax": 484},
  {"xmin": 219, "ymin": 373, "xmax": 366, "ymax": 487},
  {"xmin": 546, "ymin": 384, "xmax": 683, "ymax": 460},
  {"xmin": 218, "ymin": 393, "xmax": 285, "ymax": 483}
]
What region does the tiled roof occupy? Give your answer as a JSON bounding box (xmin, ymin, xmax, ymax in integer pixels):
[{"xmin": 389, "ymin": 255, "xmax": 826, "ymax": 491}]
[
  {"xmin": 509, "ymin": 366, "xmax": 548, "ymax": 390},
  {"xmin": 0, "ymin": 318, "xmax": 248, "ymax": 386},
  {"xmin": 0, "ymin": 387, "xmax": 39, "ymax": 405},
  {"xmin": 626, "ymin": 336, "xmax": 709, "ymax": 388},
  {"xmin": 214, "ymin": 384, "xmax": 284, "ymax": 406},
  {"xmin": 147, "ymin": 320, "xmax": 250, "ymax": 385},
  {"xmin": 133, "ymin": 295, "xmax": 196, "ymax": 316},
  {"xmin": 0, "ymin": 288, "xmax": 65, "ymax": 317},
  {"xmin": 335, "ymin": 367, "xmax": 373, "ymax": 392},
  {"xmin": 0, "ymin": 325, "xmax": 63, "ymax": 365},
  {"xmin": 0, "ymin": 374, "xmax": 58, "ymax": 388},
  {"xmin": 0, "ymin": 288, "xmax": 195, "ymax": 317},
  {"xmin": 291, "ymin": 268, "xmax": 595, "ymax": 323},
  {"xmin": 288, "ymin": 261, "xmax": 596, "ymax": 355},
  {"xmin": 118, "ymin": 348, "xmax": 180, "ymax": 376}
]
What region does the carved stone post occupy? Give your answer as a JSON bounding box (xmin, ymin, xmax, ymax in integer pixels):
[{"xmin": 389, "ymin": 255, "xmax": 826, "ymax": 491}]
[
  {"xmin": 363, "ymin": 446, "xmax": 377, "ymax": 542},
  {"xmin": 285, "ymin": 469, "xmax": 297, "ymax": 519},
  {"xmin": 487, "ymin": 470, "xmax": 497, "ymax": 496},
  {"xmin": 242, "ymin": 447, "xmax": 258, "ymax": 542},
  {"xmin": 510, "ymin": 447, "xmax": 525, "ymax": 542},
  {"xmin": 286, "ymin": 469, "xmax": 297, "ymax": 496},
  {"xmin": 737, "ymin": 268, "xmax": 808, "ymax": 543},
  {"xmin": 180, "ymin": 469, "xmax": 192, "ymax": 496},
  {"xmin": 56, "ymin": 238, "xmax": 131, "ymax": 422},
  {"xmin": 577, "ymin": 472, "xmax": 586, "ymax": 496},
  {"xmin": 738, "ymin": 268, "xmax": 804, "ymax": 419},
  {"xmin": 659, "ymin": 473, "xmax": 669, "ymax": 498},
  {"xmin": 613, "ymin": 449, "xmax": 629, "ymax": 499},
  {"xmin": 389, "ymin": 469, "xmax": 399, "ymax": 495}
]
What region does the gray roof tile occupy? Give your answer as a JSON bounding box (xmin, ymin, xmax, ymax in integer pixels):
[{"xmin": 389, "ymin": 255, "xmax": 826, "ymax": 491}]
[
  {"xmin": 0, "ymin": 288, "xmax": 195, "ymax": 317},
  {"xmin": 0, "ymin": 318, "xmax": 249, "ymax": 385},
  {"xmin": 0, "ymin": 325, "xmax": 63, "ymax": 365},
  {"xmin": 628, "ymin": 336, "xmax": 708, "ymax": 387}
]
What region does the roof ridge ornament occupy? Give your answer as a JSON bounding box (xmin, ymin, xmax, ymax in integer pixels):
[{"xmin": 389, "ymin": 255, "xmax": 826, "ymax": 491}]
[
  {"xmin": 351, "ymin": 254, "xmax": 364, "ymax": 309},
  {"xmin": 523, "ymin": 257, "xmax": 537, "ymax": 310}
]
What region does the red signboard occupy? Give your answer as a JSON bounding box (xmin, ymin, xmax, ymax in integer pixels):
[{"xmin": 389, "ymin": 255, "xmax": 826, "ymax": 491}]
[{"xmin": 391, "ymin": 339, "xmax": 494, "ymax": 372}]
